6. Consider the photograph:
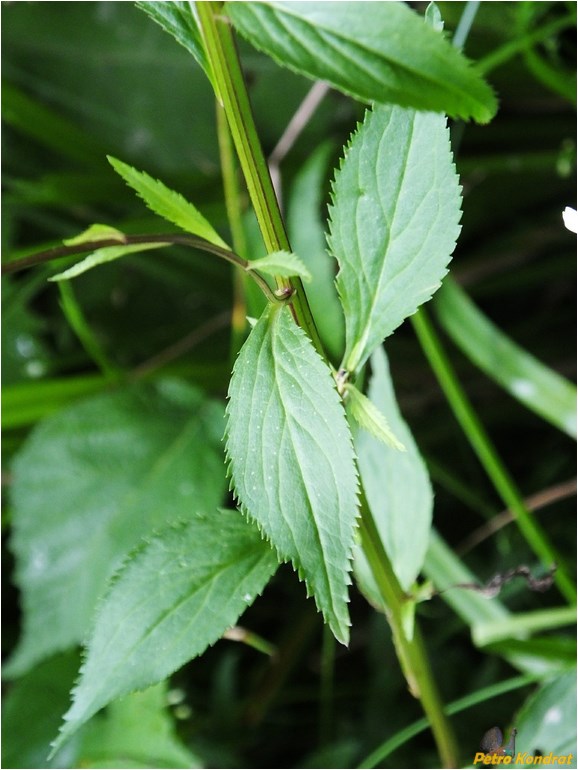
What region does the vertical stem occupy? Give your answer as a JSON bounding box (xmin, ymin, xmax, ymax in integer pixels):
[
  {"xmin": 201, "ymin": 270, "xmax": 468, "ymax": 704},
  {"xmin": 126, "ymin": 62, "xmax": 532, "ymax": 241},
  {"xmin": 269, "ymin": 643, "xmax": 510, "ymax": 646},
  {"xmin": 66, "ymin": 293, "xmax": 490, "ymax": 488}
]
[
  {"xmin": 412, "ymin": 308, "xmax": 576, "ymax": 604},
  {"xmin": 197, "ymin": 0, "xmax": 325, "ymax": 358}
]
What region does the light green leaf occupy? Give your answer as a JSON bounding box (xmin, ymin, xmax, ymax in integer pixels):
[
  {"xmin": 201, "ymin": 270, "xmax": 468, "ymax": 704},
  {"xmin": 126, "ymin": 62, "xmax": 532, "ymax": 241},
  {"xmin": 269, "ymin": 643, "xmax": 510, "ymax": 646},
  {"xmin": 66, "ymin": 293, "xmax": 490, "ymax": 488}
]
[
  {"xmin": 6, "ymin": 380, "xmax": 226, "ymax": 677},
  {"xmin": 63, "ymin": 224, "xmax": 126, "ymax": 247},
  {"xmin": 473, "ymin": 607, "xmax": 577, "ymax": 648},
  {"xmin": 247, "ymin": 250, "xmax": 312, "ymax": 282},
  {"xmin": 434, "ymin": 278, "xmax": 577, "ymax": 439},
  {"xmin": 107, "ymin": 156, "xmax": 229, "ymax": 249},
  {"xmin": 346, "ymin": 382, "xmax": 405, "ymax": 451},
  {"xmin": 353, "ymin": 348, "xmax": 432, "ymax": 592},
  {"xmin": 514, "ymin": 672, "xmax": 577, "ymax": 766},
  {"xmin": 226, "ymin": 1, "xmax": 497, "ymax": 123},
  {"xmin": 328, "ymin": 105, "xmax": 462, "ymax": 374},
  {"xmin": 79, "ymin": 682, "xmax": 202, "ymax": 769},
  {"xmin": 51, "ymin": 512, "xmax": 278, "ymax": 753},
  {"xmin": 225, "ymin": 305, "xmax": 359, "ymax": 644},
  {"xmin": 135, "ymin": 1, "xmax": 214, "ymax": 90},
  {"xmin": 49, "ymin": 243, "xmax": 167, "ymax": 282}
]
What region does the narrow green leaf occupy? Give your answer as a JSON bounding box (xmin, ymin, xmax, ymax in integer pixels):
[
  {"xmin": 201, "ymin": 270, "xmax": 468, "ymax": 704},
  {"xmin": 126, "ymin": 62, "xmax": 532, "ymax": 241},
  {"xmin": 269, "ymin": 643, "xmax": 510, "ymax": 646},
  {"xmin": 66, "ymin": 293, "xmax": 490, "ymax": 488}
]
[
  {"xmin": 49, "ymin": 243, "xmax": 167, "ymax": 282},
  {"xmin": 353, "ymin": 348, "xmax": 432, "ymax": 592},
  {"xmin": 63, "ymin": 224, "xmax": 126, "ymax": 247},
  {"xmin": 346, "ymin": 383, "xmax": 405, "ymax": 451},
  {"xmin": 225, "ymin": 305, "xmax": 359, "ymax": 644},
  {"xmin": 434, "ymin": 278, "xmax": 577, "ymax": 439},
  {"xmin": 247, "ymin": 250, "xmax": 312, "ymax": 282},
  {"xmin": 473, "ymin": 607, "xmax": 577, "ymax": 648},
  {"xmin": 107, "ymin": 156, "xmax": 229, "ymax": 249},
  {"xmin": 226, "ymin": 1, "xmax": 497, "ymax": 123},
  {"xmin": 135, "ymin": 1, "xmax": 214, "ymax": 89},
  {"xmin": 514, "ymin": 672, "xmax": 577, "ymax": 764},
  {"xmin": 6, "ymin": 380, "xmax": 226, "ymax": 677},
  {"xmin": 51, "ymin": 512, "xmax": 277, "ymax": 753},
  {"xmin": 327, "ymin": 105, "xmax": 462, "ymax": 374}
]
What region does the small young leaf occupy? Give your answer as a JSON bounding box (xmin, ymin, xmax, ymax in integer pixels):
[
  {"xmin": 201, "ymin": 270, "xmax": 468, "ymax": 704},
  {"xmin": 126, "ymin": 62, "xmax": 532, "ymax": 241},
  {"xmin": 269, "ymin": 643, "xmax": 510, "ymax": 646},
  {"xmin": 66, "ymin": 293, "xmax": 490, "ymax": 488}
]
[
  {"xmin": 226, "ymin": 1, "xmax": 497, "ymax": 124},
  {"xmin": 354, "ymin": 348, "xmax": 432, "ymax": 592},
  {"xmin": 6, "ymin": 381, "xmax": 226, "ymax": 677},
  {"xmin": 107, "ymin": 156, "xmax": 229, "ymax": 249},
  {"xmin": 226, "ymin": 305, "xmax": 359, "ymax": 644},
  {"xmin": 51, "ymin": 511, "xmax": 278, "ymax": 753},
  {"xmin": 49, "ymin": 243, "xmax": 167, "ymax": 281},
  {"xmin": 345, "ymin": 383, "xmax": 405, "ymax": 451},
  {"xmin": 247, "ymin": 250, "xmax": 312, "ymax": 281},
  {"xmin": 63, "ymin": 223, "xmax": 127, "ymax": 247},
  {"xmin": 328, "ymin": 105, "xmax": 462, "ymax": 374},
  {"xmin": 136, "ymin": 1, "xmax": 214, "ymax": 89}
]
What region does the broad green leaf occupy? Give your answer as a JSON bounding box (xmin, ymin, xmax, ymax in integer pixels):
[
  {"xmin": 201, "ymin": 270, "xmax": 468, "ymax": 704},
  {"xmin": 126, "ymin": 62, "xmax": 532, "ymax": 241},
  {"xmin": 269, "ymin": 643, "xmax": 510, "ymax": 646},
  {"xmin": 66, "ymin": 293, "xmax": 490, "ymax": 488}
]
[
  {"xmin": 1, "ymin": 651, "xmax": 84, "ymax": 769},
  {"xmin": 107, "ymin": 156, "xmax": 229, "ymax": 249},
  {"xmin": 51, "ymin": 512, "xmax": 278, "ymax": 753},
  {"xmin": 79, "ymin": 682, "xmax": 201, "ymax": 769},
  {"xmin": 287, "ymin": 142, "xmax": 345, "ymax": 361},
  {"xmin": 353, "ymin": 348, "xmax": 432, "ymax": 592},
  {"xmin": 225, "ymin": 305, "xmax": 358, "ymax": 644},
  {"xmin": 346, "ymin": 382, "xmax": 405, "ymax": 451},
  {"xmin": 6, "ymin": 380, "xmax": 226, "ymax": 677},
  {"xmin": 247, "ymin": 250, "xmax": 312, "ymax": 282},
  {"xmin": 434, "ymin": 278, "xmax": 577, "ymax": 439},
  {"xmin": 135, "ymin": 1, "xmax": 214, "ymax": 90},
  {"xmin": 49, "ymin": 243, "xmax": 167, "ymax": 282},
  {"xmin": 327, "ymin": 105, "xmax": 462, "ymax": 373},
  {"xmin": 63, "ymin": 224, "xmax": 126, "ymax": 247},
  {"xmin": 515, "ymin": 672, "xmax": 577, "ymax": 767},
  {"xmin": 226, "ymin": 1, "xmax": 497, "ymax": 123}
]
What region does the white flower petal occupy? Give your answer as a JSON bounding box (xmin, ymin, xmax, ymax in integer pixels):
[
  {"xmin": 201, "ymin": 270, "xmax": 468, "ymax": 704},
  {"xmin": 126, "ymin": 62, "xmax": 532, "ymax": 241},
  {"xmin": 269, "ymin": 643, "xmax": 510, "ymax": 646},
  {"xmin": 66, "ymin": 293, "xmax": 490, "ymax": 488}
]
[{"xmin": 562, "ymin": 206, "xmax": 578, "ymax": 234}]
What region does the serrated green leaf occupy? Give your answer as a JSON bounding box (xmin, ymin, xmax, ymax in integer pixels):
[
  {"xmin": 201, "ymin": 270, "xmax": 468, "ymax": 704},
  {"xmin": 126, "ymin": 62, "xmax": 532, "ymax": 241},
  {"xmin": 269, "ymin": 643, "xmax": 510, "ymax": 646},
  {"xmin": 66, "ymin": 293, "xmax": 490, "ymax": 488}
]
[
  {"xmin": 247, "ymin": 250, "xmax": 312, "ymax": 282},
  {"xmin": 49, "ymin": 243, "xmax": 167, "ymax": 282},
  {"xmin": 225, "ymin": 305, "xmax": 358, "ymax": 644},
  {"xmin": 107, "ymin": 156, "xmax": 229, "ymax": 249},
  {"xmin": 354, "ymin": 348, "xmax": 432, "ymax": 592},
  {"xmin": 226, "ymin": 1, "xmax": 497, "ymax": 123},
  {"xmin": 6, "ymin": 380, "xmax": 226, "ymax": 677},
  {"xmin": 135, "ymin": 1, "xmax": 214, "ymax": 90},
  {"xmin": 63, "ymin": 224, "xmax": 126, "ymax": 247},
  {"xmin": 328, "ymin": 105, "xmax": 462, "ymax": 374},
  {"xmin": 346, "ymin": 383, "xmax": 405, "ymax": 451},
  {"xmin": 434, "ymin": 278, "xmax": 577, "ymax": 438},
  {"xmin": 51, "ymin": 512, "xmax": 278, "ymax": 753}
]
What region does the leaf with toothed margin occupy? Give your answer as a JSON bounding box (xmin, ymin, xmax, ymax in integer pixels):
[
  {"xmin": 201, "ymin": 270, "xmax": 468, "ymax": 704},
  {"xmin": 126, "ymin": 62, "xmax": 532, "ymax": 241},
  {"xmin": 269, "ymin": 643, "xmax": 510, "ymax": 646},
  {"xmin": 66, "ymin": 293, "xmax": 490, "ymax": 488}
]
[
  {"xmin": 327, "ymin": 104, "xmax": 462, "ymax": 374},
  {"xmin": 50, "ymin": 511, "xmax": 277, "ymax": 755},
  {"xmin": 225, "ymin": 304, "xmax": 359, "ymax": 645}
]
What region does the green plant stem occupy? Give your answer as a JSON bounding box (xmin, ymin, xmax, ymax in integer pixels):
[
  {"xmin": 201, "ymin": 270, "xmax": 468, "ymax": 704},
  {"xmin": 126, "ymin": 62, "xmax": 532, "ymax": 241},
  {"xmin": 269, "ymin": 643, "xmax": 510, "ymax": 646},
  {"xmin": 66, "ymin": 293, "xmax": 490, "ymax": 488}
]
[
  {"xmin": 198, "ymin": 4, "xmax": 458, "ymax": 765},
  {"xmin": 412, "ymin": 308, "xmax": 576, "ymax": 605},
  {"xmin": 358, "ymin": 489, "xmax": 458, "ymax": 769},
  {"xmin": 216, "ymin": 100, "xmax": 248, "ymax": 359},
  {"xmin": 196, "ymin": 0, "xmax": 325, "ymax": 358}
]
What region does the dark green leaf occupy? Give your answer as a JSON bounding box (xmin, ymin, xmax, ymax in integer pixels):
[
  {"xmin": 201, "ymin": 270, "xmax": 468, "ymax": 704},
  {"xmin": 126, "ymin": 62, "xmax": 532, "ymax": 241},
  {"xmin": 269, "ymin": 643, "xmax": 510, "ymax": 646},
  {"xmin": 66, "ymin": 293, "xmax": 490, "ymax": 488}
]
[
  {"xmin": 52, "ymin": 512, "xmax": 277, "ymax": 752},
  {"xmin": 328, "ymin": 105, "xmax": 462, "ymax": 373},
  {"xmin": 226, "ymin": 1, "xmax": 497, "ymax": 123},
  {"xmin": 225, "ymin": 305, "xmax": 358, "ymax": 644},
  {"xmin": 6, "ymin": 380, "xmax": 226, "ymax": 676}
]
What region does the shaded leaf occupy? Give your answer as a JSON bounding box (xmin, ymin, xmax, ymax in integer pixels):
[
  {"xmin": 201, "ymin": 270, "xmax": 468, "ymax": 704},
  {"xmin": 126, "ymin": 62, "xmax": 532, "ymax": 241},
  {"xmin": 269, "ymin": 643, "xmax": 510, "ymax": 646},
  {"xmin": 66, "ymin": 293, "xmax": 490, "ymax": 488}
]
[
  {"xmin": 226, "ymin": 1, "xmax": 497, "ymax": 123},
  {"xmin": 49, "ymin": 243, "xmax": 167, "ymax": 282},
  {"xmin": 354, "ymin": 348, "xmax": 431, "ymax": 592},
  {"xmin": 247, "ymin": 250, "xmax": 312, "ymax": 282},
  {"xmin": 434, "ymin": 278, "xmax": 577, "ymax": 438},
  {"xmin": 52, "ymin": 512, "xmax": 277, "ymax": 753},
  {"xmin": 6, "ymin": 380, "xmax": 226, "ymax": 676},
  {"xmin": 108, "ymin": 156, "xmax": 229, "ymax": 248},
  {"xmin": 328, "ymin": 105, "xmax": 462, "ymax": 373},
  {"xmin": 225, "ymin": 305, "xmax": 358, "ymax": 644}
]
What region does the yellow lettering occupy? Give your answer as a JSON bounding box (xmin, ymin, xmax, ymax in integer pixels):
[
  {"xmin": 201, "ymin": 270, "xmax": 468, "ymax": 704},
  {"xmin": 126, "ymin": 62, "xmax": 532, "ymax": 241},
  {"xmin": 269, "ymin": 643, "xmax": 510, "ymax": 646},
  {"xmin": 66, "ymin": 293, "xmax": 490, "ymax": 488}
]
[{"xmin": 474, "ymin": 753, "xmax": 486, "ymax": 764}]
